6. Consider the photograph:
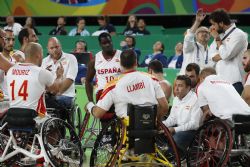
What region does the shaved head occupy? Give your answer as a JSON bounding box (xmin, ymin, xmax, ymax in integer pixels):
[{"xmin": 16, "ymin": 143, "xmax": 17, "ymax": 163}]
[
  {"xmin": 24, "ymin": 42, "xmax": 43, "ymax": 66},
  {"xmin": 47, "ymin": 37, "xmax": 62, "ymax": 60}
]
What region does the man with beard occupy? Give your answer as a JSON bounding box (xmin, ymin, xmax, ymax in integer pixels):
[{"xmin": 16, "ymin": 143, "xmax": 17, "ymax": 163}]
[
  {"xmin": 242, "ymin": 50, "xmax": 250, "ymax": 105},
  {"xmin": 209, "ymin": 9, "xmax": 248, "ymax": 94},
  {"xmin": 12, "ymin": 28, "xmax": 39, "ymax": 62},
  {"xmin": 180, "ymin": 8, "xmax": 214, "ymax": 75},
  {"xmin": 0, "ymin": 29, "xmax": 16, "ymax": 98},
  {"xmin": 85, "ymin": 32, "xmax": 122, "ymax": 128}
]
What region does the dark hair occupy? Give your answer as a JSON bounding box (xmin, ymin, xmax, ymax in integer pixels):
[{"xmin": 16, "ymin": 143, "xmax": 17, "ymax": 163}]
[
  {"xmin": 209, "ymin": 9, "xmax": 231, "ymax": 25},
  {"xmin": 58, "ymin": 16, "xmax": 66, "ymax": 23},
  {"xmin": 186, "ymin": 63, "xmax": 200, "ymax": 75},
  {"xmin": 4, "ymin": 29, "xmax": 13, "ymax": 33},
  {"xmin": 97, "ymin": 15, "xmax": 109, "ymax": 24},
  {"xmin": 98, "ymin": 32, "xmax": 111, "ymax": 43},
  {"xmin": 76, "ymin": 17, "xmax": 84, "ymax": 24},
  {"xmin": 120, "ymin": 49, "xmax": 137, "ymax": 69},
  {"xmin": 148, "ymin": 60, "xmax": 163, "ymax": 73},
  {"xmin": 125, "ymin": 35, "xmax": 136, "ymax": 47},
  {"xmin": 176, "ymin": 75, "xmax": 192, "ymax": 87},
  {"xmin": 75, "ymin": 40, "xmax": 87, "ymax": 51},
  {"xmin": 18, "ymin": 28, "xmax": 29, "ymax": 45}
]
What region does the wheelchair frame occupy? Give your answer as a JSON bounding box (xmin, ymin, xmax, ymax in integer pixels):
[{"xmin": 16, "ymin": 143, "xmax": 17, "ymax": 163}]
[
  {"xmin": 186, "ymin": 116, "xmax": 250, "ymax": 167},
  {"xmin": 0, "ymin": 117, "xmax": 83, "ymax": 167},
  {"xmin": 90, "ymin": 117, "xmax": 181, "ymax": 167}
]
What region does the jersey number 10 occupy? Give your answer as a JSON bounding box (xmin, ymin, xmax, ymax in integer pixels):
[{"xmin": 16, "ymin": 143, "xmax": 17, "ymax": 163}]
[{"xmin": 10, "ymin": 80, "xmax": 28, "ymax": 101}]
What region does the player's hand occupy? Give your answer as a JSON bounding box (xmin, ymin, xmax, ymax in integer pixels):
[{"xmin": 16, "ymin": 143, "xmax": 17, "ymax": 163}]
[
  {"xmin": 209, "ymin": 26, "xmax": 219, "ymax": 39},
  {"xmin": 85, "ymin": 102, "xmax": 95, "ymax": 115},
  {"xmin": 0, "ymin": 89, "xmax": 4, "ymax": 101},
  {"xmin": 168, "ymin": 127, "xmax": 175, "ymax": 134},
  {"xmin": 196, "ymin": 8, "xmax": 206, "ymax": 23},
  {"xmin": 56, "ymin": 62, "xmax": 64, "ymax": 78}
]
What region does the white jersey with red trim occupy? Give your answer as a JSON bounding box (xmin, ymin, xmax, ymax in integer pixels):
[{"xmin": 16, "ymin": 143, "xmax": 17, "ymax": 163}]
[
  {"xmin": 0, "ymin": 56, "xmax": 16, "ymax": 97},
  {"xmin": 6, "ymin": 63, "xmax": 54, "ymax": 115},
  {"xmin": 95, "ymin": 50, "xmax": 122, "ymax": 92},
  {"xmin": 197, "ymin": 75, "xmax": 250, "ymax": 119},
  {"xmin": 97, "ymin": 71, "xmax": 165, "ymax": 118}
]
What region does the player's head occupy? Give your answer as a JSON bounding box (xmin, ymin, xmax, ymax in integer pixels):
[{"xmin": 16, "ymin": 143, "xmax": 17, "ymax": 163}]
[
  {"xmin": 18, "ymin": 28, "xmax": 38, "ymax": 45},
  {"xmin": 47, "ymin": 37, "xmax": 62, "ymax": 60},
  {"xmin": 199, "ymin": 67, "xmax": 217, "ymax": 83},
  {"xmin": 243, "ymin": 49, "xmax": 250, "ymax": 72},
  {"xmin": 185, "ymin": 63, "xmax": 200, "ymax": 88},
  {"xmin": 148, "ymin": 60, "xmax": 163, "ymax": 75},
  {"xmin": 0, "ymin": 28, "xmax": 6, "ymax": 52},
  {"xmin": 195, "ymin": 26, "xmax": 210, "ymax": 43},
  {"xmin": 4, "ymin": 29, "xmax": 15, "ymax": 52},
  {"xmin": 175, "ymin": 75, "xmax": 192, "ymax": 100},
  {"xmin": 24, "ymin": 42, "xmax": 43, "ymax": 66},
  {"xmin": 98, "ymin": 32, "xmax": 113, "ymax": 53},
  {"xmin": 120, "ymin": 49, "xmax": 137, "ymax": 70}
]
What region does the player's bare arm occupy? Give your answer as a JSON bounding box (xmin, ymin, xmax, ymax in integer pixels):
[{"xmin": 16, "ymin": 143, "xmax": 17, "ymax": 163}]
[{"xmin": 85, "ymin": 59, "xmax": 96, "ymax": 102}]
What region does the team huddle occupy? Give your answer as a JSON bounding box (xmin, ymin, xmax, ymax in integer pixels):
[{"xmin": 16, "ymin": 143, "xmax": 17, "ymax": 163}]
[{"xmin": 0, "ymin": 8, "xmax": 250, "ymax": 166}]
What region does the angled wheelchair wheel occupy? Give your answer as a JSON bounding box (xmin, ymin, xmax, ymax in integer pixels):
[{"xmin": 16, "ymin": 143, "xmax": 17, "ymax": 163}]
[
  {"xmin": 90, "ymin": 118, "xmax": 125, "ymax": 167},
  {"xmin": 186, "ymin": 119, "xmax": 233, "ymax": 167},
  {"xmin": 41, "ymin": 118, "xmax": 83, "ymax": 167},
  {"xmin": 156, "ymin": 121, "xmax": 181, "ymax": 167},
  {"xmin": 71, "ymin": 105, "xmax": 82, "ymax": 136}
]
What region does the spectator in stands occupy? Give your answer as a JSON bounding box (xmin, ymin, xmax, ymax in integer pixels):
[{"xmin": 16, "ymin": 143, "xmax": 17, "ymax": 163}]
[
  {"xmin": 180, "ymin": 9, "xmax": 213, "ymax": 75},
  {"xmin": 49, "ymin": 16, "xmax": 67, "ymax": 35},
  {"xmin": 167, "ymin": 42, "xmax": 183, "ymax": 69},
  {"xmin": 4, "ymin": 16, "xmax": 23, "ymax": 36},
  {"xmin": 140, "ymin": 41, "xmax": 168, "ymax": 67},
  {"xmin": 209, "ymin": 9, "xmax": 248, "ymax": 95},
  {"xmin": 163, "ymin": 75, "xmax": 203, "ymax": 156},
  {"xmin": 197, "ymin": 67, "xmax": 250, "ymax": 120},
  {"xmin": 148, "ymin": 60, "xmax": 172, "ymax": 102},
  {"xmin": 12, "ymin": 28, "xmax": 39, "ymax": 62},
  {"xmin": 24, "ymin": 17, "xmax": 42, "ymax": 35},
  {"xmin": 73, "ymin": 40, "xmax": 93, "ymax": 84},
  {"xmin": 242, "ymin": 49, "xmax": 250, "ymax": 105},
  {"xmin": 69, "ymin": 17, "xmax": 90, "ymax": 36},
  {"xmin": 94, "ymin": 16, "xmax": 116, "ymax": 36},
  {"xmin": 123, "ymin": 15, "xmax": 138, "ymax": 36},
  {"xmin": 185, "ymin": 63, "xmax": 200, "ymax": 90},
  {"xmin": 120, "ymin": 36, "xmax": 141, "ymax": 64},
  {"xmin": 136, "ymin": 19, "xmax": 150, "ymax": 35}
]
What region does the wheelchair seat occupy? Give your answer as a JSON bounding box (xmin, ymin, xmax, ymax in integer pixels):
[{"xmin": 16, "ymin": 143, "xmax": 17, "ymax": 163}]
[
  {"xmin": 6, "ymin": 108, "xmax": 37, "ymax": 129},
  {"xmin": 127, "ymin": 104, "xmax": 158, "ymax": 154},
  {"xmin": 233, "ymin": 114, "xmax": 250, "ymax": 134}
]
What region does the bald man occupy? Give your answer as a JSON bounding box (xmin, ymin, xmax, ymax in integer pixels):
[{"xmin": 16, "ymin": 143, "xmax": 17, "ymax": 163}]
[
  {"xmin": 42, "ymin": 37, "xmax": 78, "ymax": 120},
  {"xmin": 5, "ymin": 42, "xmax": 64, "ymax": 116}
]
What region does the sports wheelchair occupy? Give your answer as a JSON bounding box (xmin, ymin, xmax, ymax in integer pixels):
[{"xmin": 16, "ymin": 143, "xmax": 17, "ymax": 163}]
[
  {"xmin": 0, "ymin": 108, "xmax": 83, "ymax": 167},
  {"xmin": 46, "ymin": 95, "xmax": 82, "ymax": 136},
  {"xmin": 90, "ymin": 104, "xmax": 181, "ymax": 167},
  {"xmin": 186, "ymin": 115, "xmax": 250, "ymax": 167}
]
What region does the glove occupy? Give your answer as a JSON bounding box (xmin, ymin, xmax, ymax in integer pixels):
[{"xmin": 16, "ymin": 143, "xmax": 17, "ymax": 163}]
[{"xmin": 85, "ymin": 102, "xmax": 95, "ymax": 115}]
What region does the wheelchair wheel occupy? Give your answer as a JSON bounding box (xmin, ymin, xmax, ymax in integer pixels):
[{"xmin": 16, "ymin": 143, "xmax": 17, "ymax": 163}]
[
  {"xmin": 156, "ymin": 121, "xmax": 181, "ymax": 167},
  {"xmin": 90, "ymin": 118, "xmax": 125, "ymax": 167},
  {"xmin": 186, "ymin": 119, "xmax": 233, "ymax": 167},
  {"xmin": 41, "ymin": 118, "xmax": 83, "ymax": 167},
  {"xmin": 71, "ymin": 105, "xmax": 82, "ymax": 136}
]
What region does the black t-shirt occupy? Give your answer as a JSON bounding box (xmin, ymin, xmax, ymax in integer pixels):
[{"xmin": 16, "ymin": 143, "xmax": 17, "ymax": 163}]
[
  {"xmin": 136, "ymin": 29, "xmax": 151, "ymax": 35},
  {"xmin": 98, "ymin": 24, "xmax": 116, "ymax": 33},
  {"xmin": 123, "ymin": 27, "xmax": 138, "ymax": 36}
]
